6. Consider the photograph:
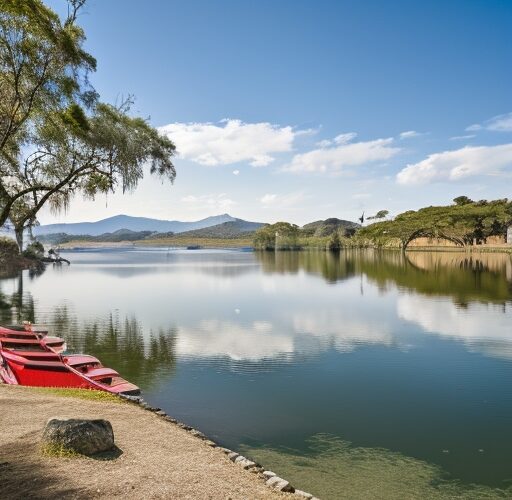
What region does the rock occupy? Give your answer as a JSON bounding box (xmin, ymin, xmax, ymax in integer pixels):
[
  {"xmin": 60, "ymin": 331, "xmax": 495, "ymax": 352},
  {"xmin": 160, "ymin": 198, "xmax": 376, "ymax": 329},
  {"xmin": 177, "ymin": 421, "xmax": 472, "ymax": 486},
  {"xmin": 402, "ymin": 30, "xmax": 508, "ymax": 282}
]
[
  {"xmin": 155, "ymin": 410, "xmax": 167, "ymax": 417},
  {"xmin": 189, "ymin": 430, "xmax": 206, "ymax": 439},
  {"xmin": 42, "ymin": 418, "xmax": 114, "ymax": 456},
  {"xmin": 266, "ymin": 476, "xmax": 295, "ymax": 493},
  {"xmin": 219, "ymin": 447, "xmax": 232, "ymax": 454},
  {"xmin": 227, "ymin": 451, "xmax": 239, "ymax": 462},
  {"xmin": 294, "ymin": 490, "xmax": 313, "ymax": 499},
  {"xmin": 163, "ymin": 416, "xmax": 177, "ymax": 423},
  {"xmin": 204, "ymin": 440, "xmax": 217, "ymax": 447},
  {"xmin": 262, "ymin": 470, "xmax": 276, "ymax": 479},
  {"xmin": 234, "ymin": 456, "xmax": 257, "ymax": 469}
]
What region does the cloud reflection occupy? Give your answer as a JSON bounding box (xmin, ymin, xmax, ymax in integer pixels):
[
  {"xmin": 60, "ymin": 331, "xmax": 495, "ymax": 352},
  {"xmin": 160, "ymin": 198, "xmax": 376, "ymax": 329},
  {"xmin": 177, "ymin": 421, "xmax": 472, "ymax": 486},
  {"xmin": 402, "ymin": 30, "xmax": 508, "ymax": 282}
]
[{"xmin": 397, "ymin": 295, "xmax": 512, "ymax": 360}]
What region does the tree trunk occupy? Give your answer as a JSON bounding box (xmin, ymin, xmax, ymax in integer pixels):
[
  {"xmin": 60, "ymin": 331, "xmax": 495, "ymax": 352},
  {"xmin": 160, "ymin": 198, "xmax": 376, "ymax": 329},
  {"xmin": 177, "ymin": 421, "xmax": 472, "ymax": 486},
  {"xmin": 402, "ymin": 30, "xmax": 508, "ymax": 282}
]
[{"xmin": 15, "ymin": 227, "xmax": 24, "ymax": 253}]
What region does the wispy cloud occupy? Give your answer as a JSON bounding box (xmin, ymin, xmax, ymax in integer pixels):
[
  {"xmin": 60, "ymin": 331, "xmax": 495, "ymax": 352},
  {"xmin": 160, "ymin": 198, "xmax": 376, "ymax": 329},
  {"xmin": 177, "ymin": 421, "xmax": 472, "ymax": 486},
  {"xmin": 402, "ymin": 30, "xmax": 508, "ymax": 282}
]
[
  {"xmin": 282, "ymin": 135, "xmax": 400, "ymax": 174},
  {"xmin": 160, "ymin": 119, "xmax": 308, "ymax": 167},
  {"xmin": 466, "ymin": 112, "xmax": 512, "ymax": 133},
  {"xmin": 396, "ymin": 143, "xmax": 512, "ymax": 185},
  {"xmin": 450, "ymin": 134, "xmax": 476, "ymax": 141},
  {"xmin": 181, "ymin": 193, "xmax": 236, "ymax": 211},
  {"xmin": 399, "ymin": 130, "xmax": 421, "ymax": 139},
  {"xmin": 232, "ymin": 169, "xmax": 240, "ymax": 175},
  {"xmin": 260, "ymin": 191, "xmax": 309, "ymax": 208}
]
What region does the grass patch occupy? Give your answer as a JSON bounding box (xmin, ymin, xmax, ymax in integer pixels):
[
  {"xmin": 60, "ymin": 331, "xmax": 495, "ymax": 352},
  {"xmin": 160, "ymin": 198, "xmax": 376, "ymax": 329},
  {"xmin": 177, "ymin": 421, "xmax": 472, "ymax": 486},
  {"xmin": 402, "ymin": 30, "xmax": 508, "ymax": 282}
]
[
  {"xmin": 41, "ymin": 442, "xmax": 81, "ymax": 458},
  {"xmin": 30, "ymin": 387, "xmax": 124, "ymax": 403}
]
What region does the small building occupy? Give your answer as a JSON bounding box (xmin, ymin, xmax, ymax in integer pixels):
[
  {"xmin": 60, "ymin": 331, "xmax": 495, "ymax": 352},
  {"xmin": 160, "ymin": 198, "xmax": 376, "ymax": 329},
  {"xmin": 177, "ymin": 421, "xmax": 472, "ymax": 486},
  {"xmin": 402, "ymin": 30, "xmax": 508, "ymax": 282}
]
[{"xmin": 507, "ymin": 225, "xmax": 512, "ymax": 245}]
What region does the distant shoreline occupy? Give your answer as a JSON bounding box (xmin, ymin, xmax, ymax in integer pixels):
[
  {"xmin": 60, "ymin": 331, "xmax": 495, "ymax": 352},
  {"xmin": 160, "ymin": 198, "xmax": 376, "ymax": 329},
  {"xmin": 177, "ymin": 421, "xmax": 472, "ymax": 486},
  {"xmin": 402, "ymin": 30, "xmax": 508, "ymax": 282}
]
[{"xmin": 53, "ymin": 239, "xmax": 512, "ymax": 255}]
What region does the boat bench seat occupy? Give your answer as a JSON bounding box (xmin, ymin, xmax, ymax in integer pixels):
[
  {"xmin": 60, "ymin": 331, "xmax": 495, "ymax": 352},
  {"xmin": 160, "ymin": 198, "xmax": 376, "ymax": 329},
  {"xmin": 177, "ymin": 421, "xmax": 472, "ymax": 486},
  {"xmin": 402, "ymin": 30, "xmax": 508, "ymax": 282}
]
[
  {"xmin": 7, "ymin": 350, "xmax": 60, "ymax": 360},
  {"xmin": 65, "ymin": 355, "xmax": 100, "ymax": 366},
  {"xmin": 85, "ymin": 367, "xmax": 119, "ymax": 379}
]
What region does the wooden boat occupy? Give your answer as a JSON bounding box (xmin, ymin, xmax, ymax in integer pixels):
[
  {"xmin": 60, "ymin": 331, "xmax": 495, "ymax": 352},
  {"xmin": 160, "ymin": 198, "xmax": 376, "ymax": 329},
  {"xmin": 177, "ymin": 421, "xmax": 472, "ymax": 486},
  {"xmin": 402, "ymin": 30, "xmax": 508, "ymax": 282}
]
[{"xmin": 0, "ymin": 324, "xmax": 139, "ymax": 395}]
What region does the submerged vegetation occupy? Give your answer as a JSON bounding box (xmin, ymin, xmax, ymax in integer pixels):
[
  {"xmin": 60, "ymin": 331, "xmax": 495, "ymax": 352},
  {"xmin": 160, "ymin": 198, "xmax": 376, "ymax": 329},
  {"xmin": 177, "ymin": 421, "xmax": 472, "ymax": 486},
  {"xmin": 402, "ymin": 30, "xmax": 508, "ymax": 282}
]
[{"xmin": 242, "ymin": 434, "xmax": 511, "ymax": 500}]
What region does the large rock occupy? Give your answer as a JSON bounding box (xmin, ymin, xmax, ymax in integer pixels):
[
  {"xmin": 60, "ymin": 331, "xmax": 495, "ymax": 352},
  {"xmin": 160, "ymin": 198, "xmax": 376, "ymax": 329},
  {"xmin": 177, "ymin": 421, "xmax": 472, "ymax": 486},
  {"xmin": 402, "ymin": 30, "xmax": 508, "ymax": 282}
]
[{"xmin": 42, "ymin": 418, "xmax": 115, "ymax": 456}]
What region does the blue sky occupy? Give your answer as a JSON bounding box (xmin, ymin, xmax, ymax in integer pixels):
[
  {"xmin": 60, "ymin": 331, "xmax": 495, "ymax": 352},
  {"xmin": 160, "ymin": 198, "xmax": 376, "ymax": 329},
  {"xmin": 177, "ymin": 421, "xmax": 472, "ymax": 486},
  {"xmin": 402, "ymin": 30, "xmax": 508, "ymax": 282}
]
[{"xmin": 41, "ymin": 0, "xmax": 512, "ymax": 225}]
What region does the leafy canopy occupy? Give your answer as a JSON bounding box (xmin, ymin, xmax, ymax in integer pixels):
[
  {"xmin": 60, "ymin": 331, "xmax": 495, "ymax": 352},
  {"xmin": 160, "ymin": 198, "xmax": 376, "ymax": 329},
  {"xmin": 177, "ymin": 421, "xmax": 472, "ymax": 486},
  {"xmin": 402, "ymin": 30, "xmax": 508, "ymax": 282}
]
[{"xmin": 0, "ymin": 0, "xmax": 176, "ymax": 248}]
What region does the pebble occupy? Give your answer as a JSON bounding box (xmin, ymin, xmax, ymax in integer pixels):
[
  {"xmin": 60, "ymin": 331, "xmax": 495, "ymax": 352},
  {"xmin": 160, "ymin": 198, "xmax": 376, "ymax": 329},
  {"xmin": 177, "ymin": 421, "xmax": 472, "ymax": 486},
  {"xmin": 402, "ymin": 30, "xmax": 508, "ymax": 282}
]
[{"xmin": 227, "ymin": 452, "xmax": 239, "ymax": 462}]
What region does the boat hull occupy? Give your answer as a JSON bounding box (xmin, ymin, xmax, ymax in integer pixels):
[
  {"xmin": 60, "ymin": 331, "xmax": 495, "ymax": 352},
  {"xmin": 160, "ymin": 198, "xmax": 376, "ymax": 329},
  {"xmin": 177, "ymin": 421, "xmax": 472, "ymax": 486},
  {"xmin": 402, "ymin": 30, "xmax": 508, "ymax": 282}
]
[{"xmin": 0, "ymin": 325, "xmax": 139, "ymax": 395}]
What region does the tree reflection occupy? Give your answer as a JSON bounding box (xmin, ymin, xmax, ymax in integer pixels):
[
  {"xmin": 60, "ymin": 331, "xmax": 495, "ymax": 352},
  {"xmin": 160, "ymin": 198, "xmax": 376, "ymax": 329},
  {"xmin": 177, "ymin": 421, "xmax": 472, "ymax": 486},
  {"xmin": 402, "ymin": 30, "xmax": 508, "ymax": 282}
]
[
  {"xmin": 0, "ymin": 271, "xmax": 177, "ymax": 390},
  {"xmin": 255, "ymin": 249, "xmax": 512, "ymax": 304},
  {"xmin": 52, "ymin": 310, "xmax": 177, "ymax": 390}
]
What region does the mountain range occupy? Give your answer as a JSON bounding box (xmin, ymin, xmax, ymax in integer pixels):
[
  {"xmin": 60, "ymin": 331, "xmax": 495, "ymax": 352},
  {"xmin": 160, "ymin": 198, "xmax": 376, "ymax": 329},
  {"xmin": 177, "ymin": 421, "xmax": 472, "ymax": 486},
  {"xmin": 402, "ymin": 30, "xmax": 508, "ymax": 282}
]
[{"xmin": 33, "ymin": 214, "xmax": 237, "ymax": 236}]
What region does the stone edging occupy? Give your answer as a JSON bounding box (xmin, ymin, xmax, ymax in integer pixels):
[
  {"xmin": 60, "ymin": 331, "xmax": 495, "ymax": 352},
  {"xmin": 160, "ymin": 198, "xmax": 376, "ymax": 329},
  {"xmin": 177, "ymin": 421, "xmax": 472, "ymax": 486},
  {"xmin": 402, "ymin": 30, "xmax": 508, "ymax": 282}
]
[{"xmin": 118, "ymin": 394, "xmax": 318, "ymax": 499}]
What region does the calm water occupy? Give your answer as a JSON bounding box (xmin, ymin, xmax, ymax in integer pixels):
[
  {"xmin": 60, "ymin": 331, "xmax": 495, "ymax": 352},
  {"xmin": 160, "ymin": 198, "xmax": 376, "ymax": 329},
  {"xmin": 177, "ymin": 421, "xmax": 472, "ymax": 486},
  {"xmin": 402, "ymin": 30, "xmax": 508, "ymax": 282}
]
[{"xmin": 2, "ymin": 248, "xmax": 512, "ymax": 499}]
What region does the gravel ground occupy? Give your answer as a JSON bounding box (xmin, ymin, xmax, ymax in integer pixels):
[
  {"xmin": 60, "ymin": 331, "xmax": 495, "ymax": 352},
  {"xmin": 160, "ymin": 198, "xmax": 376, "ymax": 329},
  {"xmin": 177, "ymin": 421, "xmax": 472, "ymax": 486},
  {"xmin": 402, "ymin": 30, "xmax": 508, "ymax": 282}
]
[{"xmin": 0, "ymin": 385, "xmax": 286, "ymax": 499}]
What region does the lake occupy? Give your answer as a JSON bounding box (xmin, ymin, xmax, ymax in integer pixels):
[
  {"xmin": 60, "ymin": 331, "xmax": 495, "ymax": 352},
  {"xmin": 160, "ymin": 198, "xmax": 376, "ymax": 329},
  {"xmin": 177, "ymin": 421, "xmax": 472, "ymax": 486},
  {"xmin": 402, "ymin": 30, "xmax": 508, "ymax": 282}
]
[{"xmin": 2, "ymin": 248, "xmax": 512, "ymax": 499}]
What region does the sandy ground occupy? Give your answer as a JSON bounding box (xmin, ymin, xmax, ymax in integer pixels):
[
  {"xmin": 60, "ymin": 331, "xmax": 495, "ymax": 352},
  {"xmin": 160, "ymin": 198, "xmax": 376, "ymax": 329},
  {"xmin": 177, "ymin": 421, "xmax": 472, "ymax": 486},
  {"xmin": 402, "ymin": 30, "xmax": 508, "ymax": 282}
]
[{"xmin": 0, "ymin": 386, "xmax": 286, "ymax": 499}]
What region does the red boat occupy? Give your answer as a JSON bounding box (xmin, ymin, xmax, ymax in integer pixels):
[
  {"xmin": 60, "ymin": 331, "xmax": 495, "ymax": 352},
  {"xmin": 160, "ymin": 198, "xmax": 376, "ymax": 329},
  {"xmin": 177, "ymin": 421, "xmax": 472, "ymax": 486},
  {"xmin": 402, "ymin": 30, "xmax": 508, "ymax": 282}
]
[{"xmin": 0, "ymin": 324, "xmax": 140, "ymax": 395}]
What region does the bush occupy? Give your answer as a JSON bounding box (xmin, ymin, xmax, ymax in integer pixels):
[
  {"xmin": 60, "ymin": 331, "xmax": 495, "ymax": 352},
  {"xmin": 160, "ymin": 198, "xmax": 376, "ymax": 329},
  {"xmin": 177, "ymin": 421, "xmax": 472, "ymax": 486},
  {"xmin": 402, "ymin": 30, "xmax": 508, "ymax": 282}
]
[
  {"xmin": 0, "ymin": 236, "xmax": 20, "ymax": 260},
  {"xmin": 23, "ymin": 241, "xmax": 45, "ymax": 260}
]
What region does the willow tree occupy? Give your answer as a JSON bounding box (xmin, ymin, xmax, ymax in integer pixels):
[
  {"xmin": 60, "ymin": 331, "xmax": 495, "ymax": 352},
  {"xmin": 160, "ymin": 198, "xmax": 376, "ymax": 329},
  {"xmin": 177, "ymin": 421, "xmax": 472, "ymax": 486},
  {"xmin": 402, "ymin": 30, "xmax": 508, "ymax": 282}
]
[{"xmin": 0, "ymin": 0, "xmax": 176, "ymax": 249}]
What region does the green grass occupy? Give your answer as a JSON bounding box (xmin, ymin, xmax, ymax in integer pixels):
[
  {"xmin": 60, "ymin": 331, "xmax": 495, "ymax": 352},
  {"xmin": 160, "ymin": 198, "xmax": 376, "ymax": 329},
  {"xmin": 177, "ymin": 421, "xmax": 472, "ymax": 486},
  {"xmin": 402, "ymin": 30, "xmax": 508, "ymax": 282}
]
[
  {"xmin": 41, "ymin": 442, "xmax": 82, "ymax": 458},
  {"xmin": 30, "ymin": 386, "xmax": 124, "ymax": 403}
]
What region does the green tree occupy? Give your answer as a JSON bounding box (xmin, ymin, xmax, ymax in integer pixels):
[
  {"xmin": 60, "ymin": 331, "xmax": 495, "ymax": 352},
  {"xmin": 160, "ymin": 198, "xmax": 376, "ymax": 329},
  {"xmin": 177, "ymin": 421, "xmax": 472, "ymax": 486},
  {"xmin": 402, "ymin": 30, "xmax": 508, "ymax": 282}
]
[
  {"xmin": 327, "ymin": 230, "xmax": 341, "ymax": 251},
  {"xmin": 367, "ymin": 210, "xmax": 389, "ymax": 220},
  {"xmin": 453, "ymin": 196, "xmax": 473, "ymax": 206},
  {"xmin": 0, "ymin": 1, "xmax": 176, "ymax": 249},
  {"xmin": 254, "ymin": 222, "xmax": 300, "ymax": 250}
]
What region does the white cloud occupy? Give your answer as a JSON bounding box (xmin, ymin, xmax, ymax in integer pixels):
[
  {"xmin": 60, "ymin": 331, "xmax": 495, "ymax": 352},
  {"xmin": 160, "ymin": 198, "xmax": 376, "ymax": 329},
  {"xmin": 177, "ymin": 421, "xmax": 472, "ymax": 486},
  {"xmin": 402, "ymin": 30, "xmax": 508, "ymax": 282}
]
[
  {"xmin": 399, "ymin": 130, "xmax": 420, "ymax": 139},
  {"xmin": 465, "ymin": 112, "xmax": 512, "ymax": 133},
  {"xmin": 465, "ymin": 123, "xmax": 482, "ymax": 132},
  {"xmin": 260, "ymin": 191, "xmax": 308, "ymax": 208},
  {"xmin": 232, "ymin": 169, "xmax": 240, "ymax": 175},
  {"xmin": 396, "ymin": 143, "xmax": 512, "ymax": 185},
  {"xmin": 486, "ymin": 112, "xmax": 512, "ymax": 132},
  {"xmin": 260, "ymin": 193, "xmax": 277, "ymax": 204},
  {"xmin": 282, "ymin": 136, "xmax": 400, "ymax": 174},
  {"xmin": 181, "ymin": 193, "xmax": 236, "ymax": 211},
  {"xmin": 159, "ymin": 119, "xmax": 303, "ymax": 167},
  {"xmin": 352, "ymin": 193, "xmax": 371, "ymax": 200},
  {"xmin": 450, "ymin": 134, "xmax": 476, "ymax": 141}
]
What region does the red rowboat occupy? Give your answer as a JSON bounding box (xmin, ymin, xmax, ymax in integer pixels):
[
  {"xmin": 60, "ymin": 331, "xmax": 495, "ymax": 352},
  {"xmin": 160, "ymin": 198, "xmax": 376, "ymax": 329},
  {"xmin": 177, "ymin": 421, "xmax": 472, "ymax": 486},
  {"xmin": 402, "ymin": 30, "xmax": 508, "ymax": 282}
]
[{"xmin": 0, "ymin": 324, "xmax": 139, "ymax": 395}]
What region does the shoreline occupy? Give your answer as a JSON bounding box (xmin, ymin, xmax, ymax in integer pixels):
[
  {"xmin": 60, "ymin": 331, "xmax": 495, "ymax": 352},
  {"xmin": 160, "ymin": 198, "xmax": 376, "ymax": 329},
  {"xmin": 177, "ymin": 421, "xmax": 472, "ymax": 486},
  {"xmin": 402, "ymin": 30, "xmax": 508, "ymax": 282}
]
[
  {"xmin": 54, "ymin": 241, "xmax": 512, "ymax": 255},
  {"xmin": 0, "ymin": 385, "xmax": 317, "ymax": 499}
]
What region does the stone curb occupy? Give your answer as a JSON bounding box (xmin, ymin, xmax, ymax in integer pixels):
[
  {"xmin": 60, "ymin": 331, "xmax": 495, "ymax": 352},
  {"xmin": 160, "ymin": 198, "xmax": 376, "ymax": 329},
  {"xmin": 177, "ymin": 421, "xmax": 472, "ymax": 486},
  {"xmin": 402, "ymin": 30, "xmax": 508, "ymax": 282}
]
[{"xmin": 118, "ymin": 393, "xmax": 318, "ymax": 499}]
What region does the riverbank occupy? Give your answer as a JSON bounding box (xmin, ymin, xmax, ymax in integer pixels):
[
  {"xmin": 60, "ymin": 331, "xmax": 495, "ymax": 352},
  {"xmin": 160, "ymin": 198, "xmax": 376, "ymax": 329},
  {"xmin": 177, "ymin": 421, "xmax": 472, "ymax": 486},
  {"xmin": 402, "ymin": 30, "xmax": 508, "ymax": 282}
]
[{"xmin": 0, "ymin": 385, "xmax": 310, "ymax": 499}]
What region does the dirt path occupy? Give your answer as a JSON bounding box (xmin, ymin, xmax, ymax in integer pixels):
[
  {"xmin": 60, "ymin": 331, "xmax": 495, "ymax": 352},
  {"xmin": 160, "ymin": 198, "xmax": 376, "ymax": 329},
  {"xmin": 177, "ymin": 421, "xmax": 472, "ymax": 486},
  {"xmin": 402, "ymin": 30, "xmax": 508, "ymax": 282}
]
[{"xmin": 0, "ymin": 386, "xmax": 287, "ymax": 499}]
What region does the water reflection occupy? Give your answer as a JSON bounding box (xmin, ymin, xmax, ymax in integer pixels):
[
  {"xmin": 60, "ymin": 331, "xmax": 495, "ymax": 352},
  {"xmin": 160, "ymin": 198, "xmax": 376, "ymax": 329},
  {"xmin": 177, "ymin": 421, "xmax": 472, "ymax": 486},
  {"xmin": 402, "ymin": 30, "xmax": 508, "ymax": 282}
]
[
  {"xmin": 0, "ymin": 272, "xmax": 177, "ymax": 390},
  {"xmin": 256, "ymin": 250, "xmax": 512, "ymax": 304},
  {"xmin": 2, "ymin": 248, "xmax": 512, "ymax": 496}
]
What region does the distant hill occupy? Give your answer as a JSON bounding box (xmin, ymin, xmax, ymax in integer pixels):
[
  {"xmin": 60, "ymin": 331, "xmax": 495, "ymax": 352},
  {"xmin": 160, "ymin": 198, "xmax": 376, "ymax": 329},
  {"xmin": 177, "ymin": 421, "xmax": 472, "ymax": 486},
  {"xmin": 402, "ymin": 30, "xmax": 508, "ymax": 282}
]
[
  {"xmin": 302, "ymin": 218, "xmax": 360, "ymax": 237},
  {"xmin": 34, "ymin": 214, "xmax": 237, "ymax": 236},
  {"xmin": 158, "ymin": 219, "xmax": 265, "ymax": 239}
]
